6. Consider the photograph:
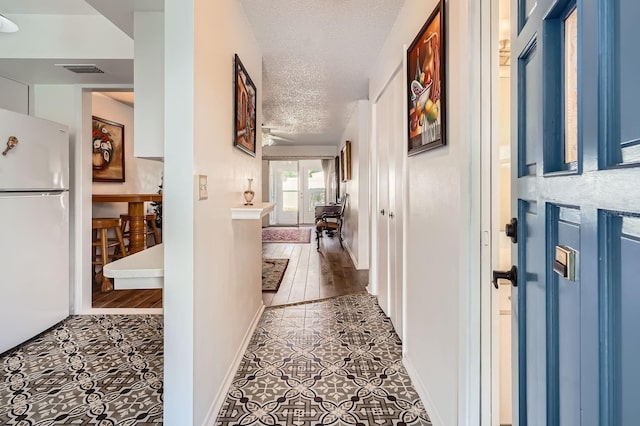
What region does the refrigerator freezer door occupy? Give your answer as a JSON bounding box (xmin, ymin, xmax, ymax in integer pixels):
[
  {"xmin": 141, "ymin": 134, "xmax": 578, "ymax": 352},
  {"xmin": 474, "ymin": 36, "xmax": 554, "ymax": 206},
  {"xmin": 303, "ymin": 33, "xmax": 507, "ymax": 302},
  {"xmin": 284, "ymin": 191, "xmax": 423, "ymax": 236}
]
[
  {"xmin": 0, "ymin": 192, "xmax": 69, "ymax": 353},
  {"xmin": 0, "ymin": 108, "xmax": 69, "ymax": 191}
]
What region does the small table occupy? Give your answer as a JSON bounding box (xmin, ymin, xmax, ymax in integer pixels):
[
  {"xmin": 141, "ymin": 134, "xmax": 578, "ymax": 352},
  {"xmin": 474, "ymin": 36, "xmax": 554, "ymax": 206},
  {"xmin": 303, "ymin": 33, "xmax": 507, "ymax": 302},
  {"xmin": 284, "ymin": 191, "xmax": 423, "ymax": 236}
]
[
  {"xmin": 92, "ymin": 193, "xmax": 162, "ymax": 254},
  {"xmin": 314, "ymin": 203, "xmax": 342, "ymax": 222}
]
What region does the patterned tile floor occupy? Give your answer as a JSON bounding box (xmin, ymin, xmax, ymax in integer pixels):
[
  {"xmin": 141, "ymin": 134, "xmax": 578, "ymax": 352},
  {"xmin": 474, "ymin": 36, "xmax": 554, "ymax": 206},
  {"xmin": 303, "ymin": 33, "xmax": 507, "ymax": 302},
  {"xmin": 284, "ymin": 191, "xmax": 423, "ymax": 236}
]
[
  {"xmin": 0, "ymin": 315, "xmax": 163, "ymax": 425},
  {"xmin": 217, "ymin": 294, "xmax": 432, "ymax": 425}
]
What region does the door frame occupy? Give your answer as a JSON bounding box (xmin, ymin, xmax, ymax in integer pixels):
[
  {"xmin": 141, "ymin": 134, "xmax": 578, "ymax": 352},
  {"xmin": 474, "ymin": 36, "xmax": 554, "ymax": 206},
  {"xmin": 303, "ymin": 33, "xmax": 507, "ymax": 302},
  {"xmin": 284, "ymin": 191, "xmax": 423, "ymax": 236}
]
[
  {"xmin": 480, "ymin": 0, "xmax": 517, "ymax": 424},
  {"xmin": 472, "ymin": 0, "xmax": 518, "ymax": 426}
]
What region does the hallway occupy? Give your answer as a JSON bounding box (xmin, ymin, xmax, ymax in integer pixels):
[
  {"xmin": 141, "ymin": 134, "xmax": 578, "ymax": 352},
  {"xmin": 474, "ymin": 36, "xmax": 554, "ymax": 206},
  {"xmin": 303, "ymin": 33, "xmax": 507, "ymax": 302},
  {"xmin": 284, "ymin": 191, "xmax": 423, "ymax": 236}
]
[
  {"xmin": 217, "ymin": 293, "xmax": 431, "ymax": 425},
  {"xmin": 262, "ymin": 231, "xmax": 369, "ymax": 307}
]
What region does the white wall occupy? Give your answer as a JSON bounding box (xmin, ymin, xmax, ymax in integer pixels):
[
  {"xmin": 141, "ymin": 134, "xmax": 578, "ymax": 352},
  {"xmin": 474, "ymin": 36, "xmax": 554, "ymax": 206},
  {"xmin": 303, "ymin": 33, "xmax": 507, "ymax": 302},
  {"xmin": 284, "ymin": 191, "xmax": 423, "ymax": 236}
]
[
  {"xmin": 0, "ymin": 76, "xmax": 29, "ymax": 114},
  {"xmin": 91, "ymin": 93, "xmax": 163, "ymax": 218},
  {"xmin": 134, "ymin": 11, "xmax": 164, "ymax": 159},
  {"xmin": 340, "ymin": 100, "xmax": 370, "ymax": 269},
  {"xmin": 164, "ymin": 0, "xmax": 264, "ymax": 424},
  {"xmin": 0, "ymin": 14, "xmax": 133, "ymax": 59},
  {"xmin": 369, "ymin": 0, "xmax": 478, "ymax": 425}
]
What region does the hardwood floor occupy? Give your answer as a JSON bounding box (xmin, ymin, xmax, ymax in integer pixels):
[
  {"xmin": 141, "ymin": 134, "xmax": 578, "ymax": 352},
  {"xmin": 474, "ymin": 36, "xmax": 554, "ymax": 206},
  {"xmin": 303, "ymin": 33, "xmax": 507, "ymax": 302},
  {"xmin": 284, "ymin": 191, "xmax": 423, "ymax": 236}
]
[
  {"xmin": 262, "ymin": 232, "xmax": 369, "ymax": 307},
  {"xmin": 92, "ymin": 230, "xmax": 362, "ymax": 309},
  {"xmin": 92, "ymin": 284, "xmax": 162, "ymax": 308}
]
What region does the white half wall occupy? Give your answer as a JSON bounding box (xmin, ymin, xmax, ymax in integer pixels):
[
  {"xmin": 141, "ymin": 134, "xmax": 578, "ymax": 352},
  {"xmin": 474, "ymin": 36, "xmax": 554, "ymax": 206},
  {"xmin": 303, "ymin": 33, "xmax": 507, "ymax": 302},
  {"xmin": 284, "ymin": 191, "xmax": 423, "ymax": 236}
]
[
  {"xmin": 340, "ymin": 100, "xmax": 370, "ymax": 270},
  {"xmin": 91, "ymin": 93, "xmax": 164, "ymax": 218},
  {"xmin": 368, "ymin": 0, "xmax": 479, "ymax": 425},
  {"xmin": 164, "ymin": 0, "xmax": 264, "ymax": 423}
]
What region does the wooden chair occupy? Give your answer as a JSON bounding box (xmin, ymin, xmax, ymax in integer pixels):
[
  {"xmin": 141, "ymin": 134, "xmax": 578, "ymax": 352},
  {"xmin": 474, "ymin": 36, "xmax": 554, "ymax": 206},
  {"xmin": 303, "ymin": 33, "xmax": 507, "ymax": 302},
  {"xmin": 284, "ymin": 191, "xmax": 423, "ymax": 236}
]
[
  {"xmin": 120, "ymin": 213, "xmax": 162, "ymax": 249},
  {"xmin": 92, "ymin": 218, "xmax": 128, "ymax": 292},
  {"xmin": 315, "ymin": 195, "xmax": 348, "ymax": 250}
]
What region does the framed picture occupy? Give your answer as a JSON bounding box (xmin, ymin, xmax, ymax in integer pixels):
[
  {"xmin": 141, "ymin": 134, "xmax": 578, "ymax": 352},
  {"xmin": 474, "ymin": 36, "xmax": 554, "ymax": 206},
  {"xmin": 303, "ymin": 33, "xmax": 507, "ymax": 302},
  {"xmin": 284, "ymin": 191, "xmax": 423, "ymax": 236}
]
[
  {"xmin": 340, "ymin": 149, "xmax": 346, "ymax": 182},
  {"xmin": 407, "ymin": 1, "xmax": 446, "ymax": 156},
  {"xmin": 344, "ymin": 140, "xmax": 352, "ymax": 181},
  {"xmin": 92, "ymin": 116, "xmax": 125, "ymax": 182},
  {"xmin": 234, "ymin": 54, "xmax": 257, "ymax": 157},
  {"xmin": 334, "ymin": 155, "xmax": 340, "ymax": 201}
]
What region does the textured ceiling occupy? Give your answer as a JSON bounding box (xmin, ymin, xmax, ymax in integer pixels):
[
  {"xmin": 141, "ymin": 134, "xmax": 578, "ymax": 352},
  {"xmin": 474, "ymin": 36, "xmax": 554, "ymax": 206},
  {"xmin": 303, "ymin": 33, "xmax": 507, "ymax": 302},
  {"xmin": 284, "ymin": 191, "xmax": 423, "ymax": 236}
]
[{"xmin": 239, "ymin": 0, "xmax": 405, "ymax": 145}]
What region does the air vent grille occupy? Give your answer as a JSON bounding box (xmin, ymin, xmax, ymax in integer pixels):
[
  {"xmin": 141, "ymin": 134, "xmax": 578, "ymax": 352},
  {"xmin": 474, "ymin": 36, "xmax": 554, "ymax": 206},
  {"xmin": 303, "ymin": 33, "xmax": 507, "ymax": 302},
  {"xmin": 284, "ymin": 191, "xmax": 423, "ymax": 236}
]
[{"xmin": 56, "ymin": 64, "xmax": 104, "ymax": 74}]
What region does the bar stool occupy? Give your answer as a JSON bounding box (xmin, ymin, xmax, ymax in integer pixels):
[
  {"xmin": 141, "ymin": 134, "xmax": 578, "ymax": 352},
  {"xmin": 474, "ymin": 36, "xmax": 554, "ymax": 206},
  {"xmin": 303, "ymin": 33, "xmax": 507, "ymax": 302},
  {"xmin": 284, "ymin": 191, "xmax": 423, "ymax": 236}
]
[
  {"xmin": 92, "ymin": 218, "xmax": 128, "ymax": 292},
  {"xmin": 120, "ymin": 213, "xmax": 162, "ymax": 248}
]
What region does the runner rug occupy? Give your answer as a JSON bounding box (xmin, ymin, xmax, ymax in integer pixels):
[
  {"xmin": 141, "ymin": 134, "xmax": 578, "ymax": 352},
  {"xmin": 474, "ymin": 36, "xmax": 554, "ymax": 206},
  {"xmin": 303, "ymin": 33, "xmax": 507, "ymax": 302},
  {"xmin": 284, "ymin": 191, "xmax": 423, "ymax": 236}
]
[
  {"xmin": 262, "ymin": 227, "xmax": 312, "ymax": 243},
  {"xmin": 262, "ymin": 258, "xmax": 289, "ymax": 292}
]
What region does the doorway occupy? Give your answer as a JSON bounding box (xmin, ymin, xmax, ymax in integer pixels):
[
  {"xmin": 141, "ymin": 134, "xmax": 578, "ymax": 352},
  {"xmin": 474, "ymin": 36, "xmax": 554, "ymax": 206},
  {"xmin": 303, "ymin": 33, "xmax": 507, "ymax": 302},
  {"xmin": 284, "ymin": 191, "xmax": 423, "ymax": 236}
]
[
  {"xmin": 488, "ymin": 0, "xmax": 513, "ymax": 423},
  {"xmin": 268, "ymin": 159, "xmax": 327, "ymax": 226}
]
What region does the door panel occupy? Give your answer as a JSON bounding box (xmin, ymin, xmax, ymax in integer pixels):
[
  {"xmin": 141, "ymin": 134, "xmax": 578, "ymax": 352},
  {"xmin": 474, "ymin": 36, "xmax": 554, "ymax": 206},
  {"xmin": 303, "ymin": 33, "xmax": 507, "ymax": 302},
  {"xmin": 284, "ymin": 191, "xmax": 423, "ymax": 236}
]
[
  {"xmin": 517, "ymin": 39, "xmax": 539, "ymax": 177},
  {"xmin": 619, "ymin": 220, "xmax": 640, "ymax": 424},
  {"xmin": 513, "ymin": 0, "xmax": 640, "ymax": 424}
]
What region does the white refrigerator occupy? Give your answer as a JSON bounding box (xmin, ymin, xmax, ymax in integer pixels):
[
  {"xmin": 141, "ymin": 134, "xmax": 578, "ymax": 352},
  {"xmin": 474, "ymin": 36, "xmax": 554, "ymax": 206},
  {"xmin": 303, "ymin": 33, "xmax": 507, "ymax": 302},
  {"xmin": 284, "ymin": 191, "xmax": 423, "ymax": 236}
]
[{"xmin": 0, "ymin": 108, "xmax": 70, "ymax": 354}]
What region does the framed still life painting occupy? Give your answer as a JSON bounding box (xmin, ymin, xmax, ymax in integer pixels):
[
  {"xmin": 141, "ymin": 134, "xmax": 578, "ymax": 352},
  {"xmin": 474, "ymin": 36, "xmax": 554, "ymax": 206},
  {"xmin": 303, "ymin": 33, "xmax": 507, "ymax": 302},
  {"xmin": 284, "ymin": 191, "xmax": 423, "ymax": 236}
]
[
  {"xmin": 407, "ymin": 1, "xmax": 446, "ymax": 156},
  {"xmin": 234, "ymin": 54, "xmax": 257, "ymax": 157},
  {"xmin": 92, "ymin": 116, "xmax": 125, "ymax": 182}
]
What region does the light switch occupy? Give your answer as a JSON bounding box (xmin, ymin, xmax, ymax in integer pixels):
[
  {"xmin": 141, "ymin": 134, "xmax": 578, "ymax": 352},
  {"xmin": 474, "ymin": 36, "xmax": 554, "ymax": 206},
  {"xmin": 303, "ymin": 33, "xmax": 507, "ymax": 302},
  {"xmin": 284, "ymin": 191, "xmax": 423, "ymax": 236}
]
[{"xmin": 198, "ymin": 174, "xmax": 208, "ymax": 200}]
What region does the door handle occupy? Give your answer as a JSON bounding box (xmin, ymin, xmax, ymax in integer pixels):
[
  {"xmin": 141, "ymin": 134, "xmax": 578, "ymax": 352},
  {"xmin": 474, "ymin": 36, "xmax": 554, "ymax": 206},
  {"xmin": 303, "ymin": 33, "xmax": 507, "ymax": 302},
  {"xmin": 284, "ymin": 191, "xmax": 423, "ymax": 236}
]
[
  {"xmin": 492, "ymin": 265, "xmax": 518, "ymax": 289},
  {"xmin": 2, "ymin": 136, "xmax": 18, "ymax": 156},
  {"xmin": 389, "ymin": 211, "xmax": 394, "ymax": 218},
  {"xmin": 380, "ymin": 209, "xmax": 385, "ymax": 216},
  {"xmin": 505, "ymin": 218, "xmax": 518, "ymax": 243}
]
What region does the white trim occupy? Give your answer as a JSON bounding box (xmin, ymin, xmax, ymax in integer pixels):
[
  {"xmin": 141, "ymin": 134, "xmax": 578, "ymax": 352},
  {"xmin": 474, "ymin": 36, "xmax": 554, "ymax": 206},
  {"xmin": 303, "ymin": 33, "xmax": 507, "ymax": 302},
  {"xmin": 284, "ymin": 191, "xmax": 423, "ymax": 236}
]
[
  {"xmin": 202, "ymin": 303, "xmax": 265, "ymax": 426},
  {"xmin": 404, "ymin": 355, "xmax": 444, "ymax": 426},
  {"xmin": 344, "ymin": 241, "xmax": 360, "ymax": 270},
  {"xmin": 401, "ymin": 44, "xmax": 409, "ymax": 350},
  {"xmin": 459, "ymin": 0, "xmax": 483, "ymax": 424},
  {"xmin": 231, "ymin": 202, "xmax": 275, "ymax": 220}
]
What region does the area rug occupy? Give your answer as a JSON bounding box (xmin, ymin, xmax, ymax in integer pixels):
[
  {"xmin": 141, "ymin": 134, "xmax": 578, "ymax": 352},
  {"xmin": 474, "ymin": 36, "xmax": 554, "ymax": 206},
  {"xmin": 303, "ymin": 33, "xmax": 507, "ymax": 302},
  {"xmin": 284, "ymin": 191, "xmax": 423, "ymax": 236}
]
[
  {"xmin": 262, "ymin": 227, "xmax": 312, "ymax": 243},
  {"xmin": 262, "ymin": 258, "xmax": 289, "ymax": 291}
]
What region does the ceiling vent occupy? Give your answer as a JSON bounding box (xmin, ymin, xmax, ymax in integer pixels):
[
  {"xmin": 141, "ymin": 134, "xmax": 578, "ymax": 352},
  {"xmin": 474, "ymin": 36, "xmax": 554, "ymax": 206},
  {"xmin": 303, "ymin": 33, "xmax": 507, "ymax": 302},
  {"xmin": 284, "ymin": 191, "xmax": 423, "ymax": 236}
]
[{"xmin": 56, "ymin": 64, "xmax": 104, "ymax": 74}]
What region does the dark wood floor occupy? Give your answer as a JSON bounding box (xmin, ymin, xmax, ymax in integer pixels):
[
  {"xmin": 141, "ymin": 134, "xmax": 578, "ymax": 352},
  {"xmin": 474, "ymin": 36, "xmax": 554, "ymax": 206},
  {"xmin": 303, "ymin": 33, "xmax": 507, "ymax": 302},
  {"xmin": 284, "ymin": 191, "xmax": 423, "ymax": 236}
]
[
  {"xmin": 262, "ymin": 231, "xmax": 369, "ymax": 307},
  {"xmin": 92, "ymin": 283, "xmax": 162, "ymax": 309},
  {"xmin": 92, "ymin": 231, "xmax": 365, "ymax": 309}
]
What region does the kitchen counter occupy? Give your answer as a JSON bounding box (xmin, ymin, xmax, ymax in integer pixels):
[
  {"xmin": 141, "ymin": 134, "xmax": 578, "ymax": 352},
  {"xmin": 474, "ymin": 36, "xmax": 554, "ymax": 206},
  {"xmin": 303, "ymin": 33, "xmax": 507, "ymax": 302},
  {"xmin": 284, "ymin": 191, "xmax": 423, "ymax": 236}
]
[{"xmin": 103, "ymin": 243, "xmax": 163, "ymax": 289}]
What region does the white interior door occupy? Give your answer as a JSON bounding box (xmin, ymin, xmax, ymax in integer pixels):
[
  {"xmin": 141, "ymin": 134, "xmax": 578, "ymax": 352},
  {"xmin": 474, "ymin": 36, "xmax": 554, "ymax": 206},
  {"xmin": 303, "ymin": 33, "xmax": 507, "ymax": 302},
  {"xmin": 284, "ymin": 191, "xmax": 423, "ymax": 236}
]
[
  {"xmin": 376, "ymin": 87, "xmax": 391, "ymax": 318},
  {"xmin": 299, "ymin": 159, "xmax": 325, "ymax": 225},
  {"xmin": 269, "ymin": 161, "xmax": 299, "ymax": 226},
  {"xmin": 375, "ymin": 67, "xmax": 405, "ymax": 336},
  {"xmin": 386, "ymin": 70, "xmax": 404, "ymax": 337}
]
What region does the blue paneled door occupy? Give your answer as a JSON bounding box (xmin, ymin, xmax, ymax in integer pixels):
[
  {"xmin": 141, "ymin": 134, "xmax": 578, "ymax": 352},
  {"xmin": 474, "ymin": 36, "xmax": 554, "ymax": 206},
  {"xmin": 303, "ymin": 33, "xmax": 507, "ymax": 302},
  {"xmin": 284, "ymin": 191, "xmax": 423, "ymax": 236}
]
[{"xmin": 512, "ymin": 0, "xmax": 640, "ymax": 424}]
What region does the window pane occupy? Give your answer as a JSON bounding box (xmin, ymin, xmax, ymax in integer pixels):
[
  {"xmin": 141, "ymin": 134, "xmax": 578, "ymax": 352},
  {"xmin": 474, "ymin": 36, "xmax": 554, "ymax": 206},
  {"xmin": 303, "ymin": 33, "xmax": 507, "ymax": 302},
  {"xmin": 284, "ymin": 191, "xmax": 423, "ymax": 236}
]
[{"xmin": 564, "ymin": 8, "xmax": 578, "ymax": 164}]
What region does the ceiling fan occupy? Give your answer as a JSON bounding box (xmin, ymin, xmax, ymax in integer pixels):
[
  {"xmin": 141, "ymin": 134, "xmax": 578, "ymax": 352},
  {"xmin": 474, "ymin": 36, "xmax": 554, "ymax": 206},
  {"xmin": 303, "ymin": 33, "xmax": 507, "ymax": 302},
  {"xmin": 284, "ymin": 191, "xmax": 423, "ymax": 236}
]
[{"xmin": 261, "ymin": 127, "xmax": 295, "ymax": 146}]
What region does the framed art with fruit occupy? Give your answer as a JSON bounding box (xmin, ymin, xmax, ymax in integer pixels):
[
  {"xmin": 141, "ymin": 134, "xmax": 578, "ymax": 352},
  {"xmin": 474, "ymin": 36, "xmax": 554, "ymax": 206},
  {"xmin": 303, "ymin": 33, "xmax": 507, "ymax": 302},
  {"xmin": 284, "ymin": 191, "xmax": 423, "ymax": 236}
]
[
  {"xmin": 234, "ymin": 54, "xmax": 257, "ymax": 157},
  {"xmin": 407, "ymin": 0, "xmax": 446, "ymax": 156}
]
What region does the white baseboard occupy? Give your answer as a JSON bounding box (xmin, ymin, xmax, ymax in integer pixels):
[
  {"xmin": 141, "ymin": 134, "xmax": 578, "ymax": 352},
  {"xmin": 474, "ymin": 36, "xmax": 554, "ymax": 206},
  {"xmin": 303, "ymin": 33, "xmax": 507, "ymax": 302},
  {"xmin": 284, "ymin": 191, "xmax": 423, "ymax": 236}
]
[
  {"xmin": 344, "ymin": 242, "xmax": 359, "ymax": 269},
  {"xmin": 202, "ymin": 303, "xmax": 265, "ymax": 426},
  {"xmin": 403, "ymin": 354, "xmax": 445, "ymax": 426}
]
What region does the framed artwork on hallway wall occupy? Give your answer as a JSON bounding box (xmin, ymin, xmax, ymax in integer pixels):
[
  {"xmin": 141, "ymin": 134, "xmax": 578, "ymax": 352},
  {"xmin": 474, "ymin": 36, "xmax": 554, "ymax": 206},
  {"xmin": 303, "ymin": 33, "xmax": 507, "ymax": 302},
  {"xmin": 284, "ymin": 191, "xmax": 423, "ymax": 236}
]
[
  {"xmin": 407, "ymin": 0, "xmax": 446, "ymax": 156},
  {"xmin": 233, "ymin": 54, "xmax": 257, "ymax": 157},
  {"xmin": 340, "ymin": 140, "xmax": 351, "ymax": 181},
  {"xmin": 92, "ymin": 116, "xmax": 125, "ymax": 182}
]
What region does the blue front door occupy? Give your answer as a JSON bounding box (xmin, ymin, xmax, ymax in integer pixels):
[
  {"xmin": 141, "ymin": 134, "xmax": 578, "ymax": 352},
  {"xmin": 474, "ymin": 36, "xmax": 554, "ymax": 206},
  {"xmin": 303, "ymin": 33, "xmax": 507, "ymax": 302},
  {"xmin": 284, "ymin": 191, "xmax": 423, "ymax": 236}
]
[{"xmin": 513, "ymin": 0, "xmax": 640, "ymax": 424}]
